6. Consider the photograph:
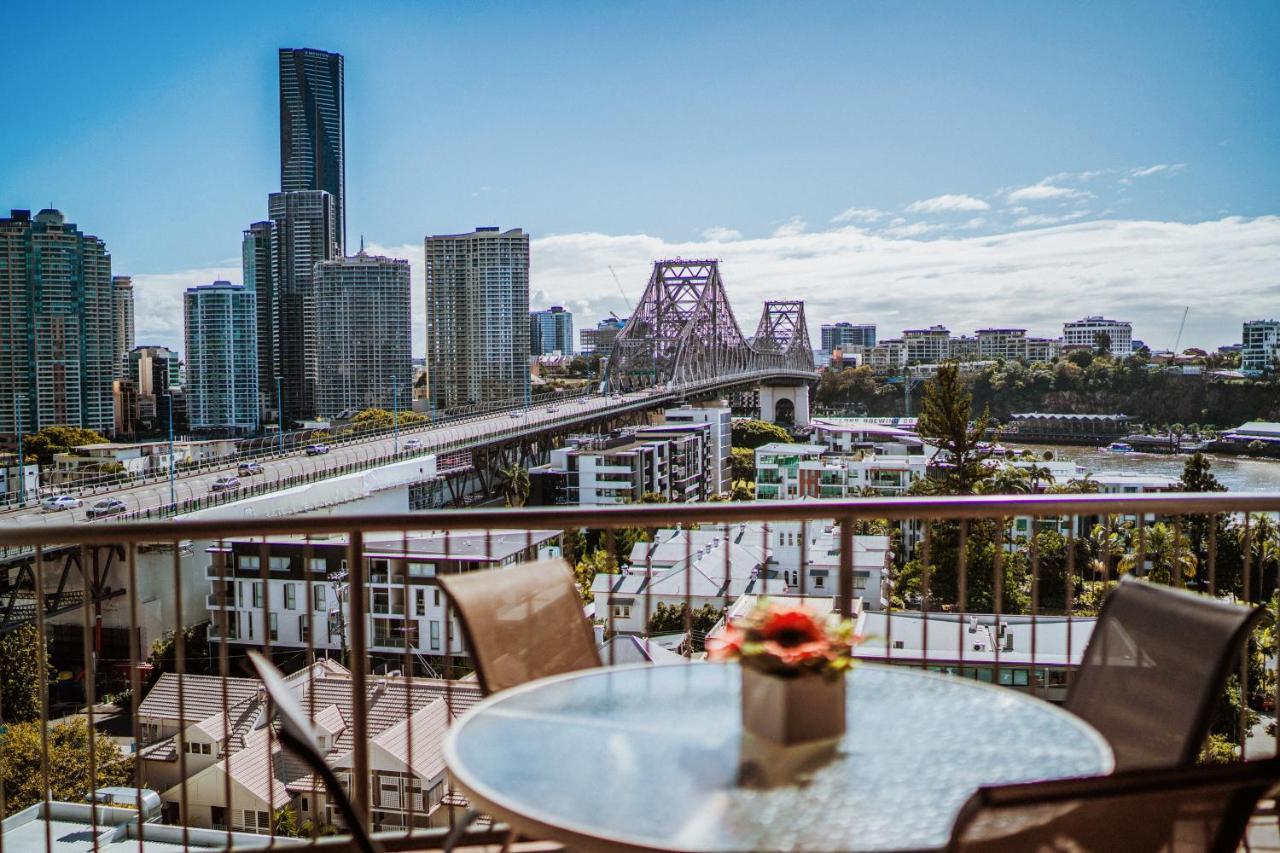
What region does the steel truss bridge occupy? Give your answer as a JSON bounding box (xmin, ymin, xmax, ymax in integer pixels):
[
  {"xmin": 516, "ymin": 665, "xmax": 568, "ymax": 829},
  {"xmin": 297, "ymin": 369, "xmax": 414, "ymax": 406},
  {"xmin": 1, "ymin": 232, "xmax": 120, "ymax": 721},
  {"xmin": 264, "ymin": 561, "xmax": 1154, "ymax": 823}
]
[{"xmin": 605, "ymin": 260, "xmax": 815, "ymax": 392}]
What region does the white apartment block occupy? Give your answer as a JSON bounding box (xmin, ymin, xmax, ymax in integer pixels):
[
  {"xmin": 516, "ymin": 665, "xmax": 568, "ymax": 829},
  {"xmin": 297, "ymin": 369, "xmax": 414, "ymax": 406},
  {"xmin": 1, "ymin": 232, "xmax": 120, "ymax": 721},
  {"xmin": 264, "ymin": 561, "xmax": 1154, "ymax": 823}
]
[
  {"xmin": 902, "ymin": 326, "xmax": 951, "ymax": 364},
  {"xmin": 868, "ymin": 338, "xmax": 908, "ymax": 372},
  {"xmin": 976, "ymin": 327, "xmax": 1028, "ymax": 361},
  {"xmin": 754, "ymin": 441, "xmax": 932, "ymax": 500},
  {"xmin": 1063, "ymin": 316, "xmax": 1132, "ymax": 356},
  {"xmin": 662, "ymin": 405, "xmax": 732, "ymax": 493},
  {"xmin": 1241, "ymin": 319, "xmax": 1280, "ymax": 376},
  {"xmin": 1026, "ymin": 337, "xmax": 1062, "ymax": 363},
  {"xmin": 206, "ymin": 530, "xmax": 562, "ymax": 664}
]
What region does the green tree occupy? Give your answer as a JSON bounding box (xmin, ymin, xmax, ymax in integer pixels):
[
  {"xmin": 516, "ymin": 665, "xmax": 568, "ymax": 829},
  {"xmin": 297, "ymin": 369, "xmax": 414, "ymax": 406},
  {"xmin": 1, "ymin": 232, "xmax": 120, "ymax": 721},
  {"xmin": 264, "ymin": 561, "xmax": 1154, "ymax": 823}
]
[
  {"xmin": 646, "ymin": 602, "xmax": 723, "ymax": 652},
  {"xmin": 0, "ymin": 718, "xmax": 130, "ymax": 811},
  {"xmin": 500, "ymin": 462, "xmax": 531, "ymax": 508},
  {"xmin": 1093, "ymin": 330, "xmax": 1112, "ymax": 356},
  {"xmin": 21, "ymin": 425, "xmax": 110, "ymax": 466},
  {"xmin": 275, "ymin": 805, "xmax": 301, "ymax": 837},
  {"xmin": 730, "ymin": 481, "xmax": 755, "ymax": 501},
  {"xmin": 731, "ymin": 419, "xmax": 792, "ymax": 449},
  {"xmin": 1118, "ymin": 523, "xmax": 1197, "ymax": 586},
  {"xmin": 572, "ymin": 549, "xmax": 615, "ymax": 604},
  {"xmin": 730, "ymin": 447, "xmax": 756, "ymax": 483},
  {"xmin": 917, "ymin": 362, "xmax": 994, "ymax": 494},
  {"xmin": 348, "ymin": 408, "xmax": 428, "ymax": 431},
  {"xmin": 1180, "ymin": 453, "xmax": 1226, "ymax": 591},
  {"xmin": 0, "ymin": 624, "xmax": 51, "ymax": 724}
]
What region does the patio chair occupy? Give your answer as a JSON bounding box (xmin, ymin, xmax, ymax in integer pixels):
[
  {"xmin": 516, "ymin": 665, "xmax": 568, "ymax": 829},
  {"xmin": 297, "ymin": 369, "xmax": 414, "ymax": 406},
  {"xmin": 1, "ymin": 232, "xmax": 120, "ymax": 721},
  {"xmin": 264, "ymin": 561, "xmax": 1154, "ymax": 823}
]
[
  {"xmin": 1064, "ymin": 575, "xmax": 1265, "ymax": 771},
  {"xmin": 437, "ymin": 557, "xmax": 602, "ymax": 695},
  {"xmin": 947, "ymin": 757, "xmax": 1280, "ymax": 853}
]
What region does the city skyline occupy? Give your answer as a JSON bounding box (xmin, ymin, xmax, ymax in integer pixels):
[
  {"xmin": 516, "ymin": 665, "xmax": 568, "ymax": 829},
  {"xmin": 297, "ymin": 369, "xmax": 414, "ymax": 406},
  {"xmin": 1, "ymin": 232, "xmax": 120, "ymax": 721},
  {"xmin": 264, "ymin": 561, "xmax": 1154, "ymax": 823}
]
[{"xmin": 2, "ymin": 2, "xmax": 1278, "ymax": 355}]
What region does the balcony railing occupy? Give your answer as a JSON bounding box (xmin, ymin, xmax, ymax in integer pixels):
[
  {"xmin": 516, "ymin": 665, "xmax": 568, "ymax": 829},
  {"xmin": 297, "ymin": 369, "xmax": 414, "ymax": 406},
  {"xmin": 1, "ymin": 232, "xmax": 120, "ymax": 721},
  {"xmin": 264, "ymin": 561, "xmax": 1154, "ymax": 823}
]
[{"xmin": 0, "ymin": 491, "xmax": 1278, "ymax": 851}]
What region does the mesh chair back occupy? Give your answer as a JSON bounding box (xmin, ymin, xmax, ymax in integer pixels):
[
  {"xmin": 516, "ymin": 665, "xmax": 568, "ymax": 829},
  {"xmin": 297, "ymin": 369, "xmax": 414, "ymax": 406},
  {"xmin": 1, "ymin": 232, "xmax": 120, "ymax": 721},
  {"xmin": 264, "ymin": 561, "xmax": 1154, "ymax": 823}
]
[
  {"xmin": 437, "ymin": 558, "xmax": 602, "ymax": 695},
  {"xmin": 947, "ymin": 757, "xmax": 1280, "ymax": 853},
  {"xmin": 1065, "ymin": 576, "xmax": 1264, "ymax": 771}
]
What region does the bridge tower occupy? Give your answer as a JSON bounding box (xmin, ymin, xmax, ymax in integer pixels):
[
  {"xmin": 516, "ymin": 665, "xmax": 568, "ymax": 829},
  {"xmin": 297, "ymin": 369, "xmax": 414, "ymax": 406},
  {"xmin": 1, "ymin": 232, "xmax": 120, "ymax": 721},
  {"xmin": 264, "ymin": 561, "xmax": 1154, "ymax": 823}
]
[{"xmin": 751, "ymin": 300, "xmax": 813, "ymax": 427}]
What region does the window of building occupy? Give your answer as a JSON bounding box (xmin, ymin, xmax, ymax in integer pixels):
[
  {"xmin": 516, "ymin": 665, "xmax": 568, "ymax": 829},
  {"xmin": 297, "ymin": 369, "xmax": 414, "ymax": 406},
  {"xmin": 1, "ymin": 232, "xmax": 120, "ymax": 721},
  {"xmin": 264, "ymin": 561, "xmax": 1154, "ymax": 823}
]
[
  {"xmin": 408, "ymin": 561, "xmax": 436, "ymax": 578},
  {"xmin": 284, "ymin": 584, "xmax": 296, "ymax": 610},
  {"xmin": 415, "ymin": 589, "xmax": 426, "ymax": 615},
  {"xmin": 269, "ymin": 556, "xmax": 290, "ymax": 572},
  {"xmin": 813, "ymin": 575, "xmax": 824, "ymax": 588},
  {"xmin": 313, "ymin": 585, "xmax": 326, "ymax": 611},
  {"xmin": 429, "ymin": 620, "xmax": 440, "ymax": 651},
  {"xmin": 309, "ymin": 558, "xmax": 328, "ymax": 573},
  {"xmin": 433, "ymin": 589, "xmax": 440, "ymax": 606},
  {"xmin": 239, "ymin": 555, "xmax": 260, "ymax": 572},
  {"xmin": 611, "ymin": 603, "xmax": 631, "ymax": 619},
  {"xmin": 268, "ymin": 612, "xmax": 278, "ymax": 642},
  {"xmin": 298, "ymin": 614, "xmax": 310, "ymax": 642},
  {"xmin": 251, "ymin": 583, "xmax": 263, "ymax": 608}
]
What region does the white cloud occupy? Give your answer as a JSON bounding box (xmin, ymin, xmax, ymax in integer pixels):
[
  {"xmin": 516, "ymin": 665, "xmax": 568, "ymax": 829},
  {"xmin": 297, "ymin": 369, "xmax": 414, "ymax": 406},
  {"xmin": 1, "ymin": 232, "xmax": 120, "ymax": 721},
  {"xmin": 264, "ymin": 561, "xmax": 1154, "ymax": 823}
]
[
  {"xmin": 905, "ymin": 194, "xmax": 991, "ymax": 214},
  {"xmin": 1129, "ymin": 163, "xmax": 1186, "ymax": 178},
  {"xmin": 135, "ymin": 214, "xmax": 1280, "ymax": 361},
  {"xmin": 1013, "ymin": 211, "xmax": 1090, "ymax": 227},
  {"xmin": 831, "ymin": 207, "xmax": 886, "ymax": 223},
  {"xmin": 771, "ymin": 216, "xmax": 808, "ymax": 237},
  {"xmin": 882, "ymin": 221, "xmax": 949, "ymax": 238},
  {"xmin": 702, "ymin": 226, "xmax": 743, "ymax": 241},
  {"xmin": 1006, "ymin": 183, "xmax": 1092, "ymax": 203},
  {"xmin": 1043, "ymin": 169, "xmax": 1109, "ymax": 184}
]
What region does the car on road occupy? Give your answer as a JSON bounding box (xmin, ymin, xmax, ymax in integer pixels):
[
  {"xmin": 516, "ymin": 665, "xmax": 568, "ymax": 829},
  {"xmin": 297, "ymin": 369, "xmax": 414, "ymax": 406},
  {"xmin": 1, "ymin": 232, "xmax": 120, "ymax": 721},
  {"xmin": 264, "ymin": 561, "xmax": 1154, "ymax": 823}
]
[
  {"xmin": 546, "ymin": 407, "xmax": 559, "ymax": 413},
  {"xmin": 41, "ymin": 495, "xmax": 83, "ymax": 512},
  {"xmin": 211, "ymin": 476, "xmax": 241, "ymax": 492},
  {"xmin": 305, "ymin": 443, "xmax": 331, "ymax": 456},
  {"xmin": 404, "ymin": 438, "xmax": 424, "ymax": 451},
  {"xmin": 86, "ymin": 498, "xmax": 127, "ymax": 519},
  {"xmin": 509, "ymin": 412, "xmax": 522, "ymax": 419},
  {"xmin": 237, "ymin": 461, "xmax": 263, "ymax": 475}
]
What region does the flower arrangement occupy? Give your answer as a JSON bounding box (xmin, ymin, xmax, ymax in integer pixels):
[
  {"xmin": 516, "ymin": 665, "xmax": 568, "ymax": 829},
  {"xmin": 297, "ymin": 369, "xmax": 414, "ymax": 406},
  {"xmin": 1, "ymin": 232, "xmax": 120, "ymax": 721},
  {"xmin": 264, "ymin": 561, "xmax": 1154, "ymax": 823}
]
[{"xmin": 708, "ymin": 600, "xmax": 864, "ymax": 679}]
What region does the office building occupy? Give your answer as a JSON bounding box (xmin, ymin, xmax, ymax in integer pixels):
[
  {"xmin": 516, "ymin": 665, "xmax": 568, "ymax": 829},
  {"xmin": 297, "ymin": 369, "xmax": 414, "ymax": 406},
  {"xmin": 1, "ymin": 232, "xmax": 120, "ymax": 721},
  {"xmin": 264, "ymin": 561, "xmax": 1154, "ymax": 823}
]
[
  {"xmin": 1063, "ymin": 316, "xmax": 1132, "ymax": 356},
  {"xmin": 867, "ymin": 339, "xmax": 908, "ymax": 372},
  {"xmin": 902, "ymin": 326, "xmax": 951, "ymax": 364},
  {"xmin": 312, "ymin": 252, "xmax": 412, "ymax": 419},
  {"xmin": 268, "ymin": 191, "xmax": 338, "ymax": 423},
  {"xmin": 531, "ymin": 306, "xmax": 574, "ymax": 355},
  {"xmin": 581, "ymin": 316, "xmax": 627, "ymax": 357},
  {"xmin": 548, "ymin": 434, "xmax": 672, "ymax": 506},
  {"xmin": 183, "ymin": 281, "xmax": 259, "ymax": 435},
  {"xmin": 1026, "ymin": 337, "xmax": 1062, "ymax": 363},
  {"xmin": 242, "ymin": 221, "xmax": 277, "ymax": 421},
  {"xmin": 424, "ymin": 227, "xmax": 530, "ymax": 409},
  {"xmin": 820, "ymin": 322, "xmax": 876, "ymax": 353},
  {"xmin": 0, "ymin": 209, "xmax": 115, "ymax": 436},
  {"xmin": 1242, "ymin": 320, "xmax": 1280, "ymax": 376},
  {"xmin": 279, "ymin": 48, "xmax": 346, "ymax": 251},
  {"xmin": 111, "ymin": 276, "xmax": 134, "ymax": 378}
]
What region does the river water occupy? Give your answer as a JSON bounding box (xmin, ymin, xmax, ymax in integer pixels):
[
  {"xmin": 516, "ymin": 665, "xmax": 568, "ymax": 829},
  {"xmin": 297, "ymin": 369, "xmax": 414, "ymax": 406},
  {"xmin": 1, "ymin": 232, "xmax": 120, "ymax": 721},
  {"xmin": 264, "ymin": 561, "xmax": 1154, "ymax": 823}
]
[{"xmin": 1006, "ymin": 444, "xmax": 1280, "ymax": 493}]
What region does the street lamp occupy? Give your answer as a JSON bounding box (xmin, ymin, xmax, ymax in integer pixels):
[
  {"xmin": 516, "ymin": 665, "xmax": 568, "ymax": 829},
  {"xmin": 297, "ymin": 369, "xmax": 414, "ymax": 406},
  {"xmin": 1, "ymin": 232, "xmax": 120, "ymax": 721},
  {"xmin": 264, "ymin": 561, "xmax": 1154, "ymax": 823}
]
[
  {"xmin": 392, "ymin": 382, "xmax": 400, "ymax": 454},
  {"xmin": 275, "ymin": 375, "xmax": 285, "ymax": 455}
]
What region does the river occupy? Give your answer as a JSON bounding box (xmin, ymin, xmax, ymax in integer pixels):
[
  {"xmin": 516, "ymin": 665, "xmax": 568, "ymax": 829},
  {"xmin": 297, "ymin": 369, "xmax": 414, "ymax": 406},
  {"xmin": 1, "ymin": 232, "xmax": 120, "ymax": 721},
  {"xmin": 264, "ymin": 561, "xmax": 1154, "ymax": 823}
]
[{"xmin": 1006, "ymin": 444, "xmax": 1280, "ymax": 493}]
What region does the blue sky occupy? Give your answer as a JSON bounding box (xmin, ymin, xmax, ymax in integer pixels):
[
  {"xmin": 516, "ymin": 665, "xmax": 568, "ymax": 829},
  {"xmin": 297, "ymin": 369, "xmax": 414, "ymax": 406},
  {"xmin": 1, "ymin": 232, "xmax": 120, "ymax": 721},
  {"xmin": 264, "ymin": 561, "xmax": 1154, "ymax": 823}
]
[{"xmin": 3, "ymin": 1, "xmax": 1278, "ymax": 354}]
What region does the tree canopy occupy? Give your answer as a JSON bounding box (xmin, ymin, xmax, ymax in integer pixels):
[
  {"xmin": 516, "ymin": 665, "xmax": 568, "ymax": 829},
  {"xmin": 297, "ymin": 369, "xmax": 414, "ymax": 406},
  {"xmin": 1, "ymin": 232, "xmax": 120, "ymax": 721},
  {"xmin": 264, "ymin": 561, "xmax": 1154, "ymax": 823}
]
[
  {"xmin": 20, "ymin": 426, "xmax": 110, "ymax": 465},
  {"xmin": 0, "ymin": 624, "xmax": 51, "ymax": 723},
  {"xmin": 0, "ymin": 718, "xmax": 130, "ymax": 811},
  {"xmin": 731, "ymin": 419, "xmax": 792, "ymax": 449}
]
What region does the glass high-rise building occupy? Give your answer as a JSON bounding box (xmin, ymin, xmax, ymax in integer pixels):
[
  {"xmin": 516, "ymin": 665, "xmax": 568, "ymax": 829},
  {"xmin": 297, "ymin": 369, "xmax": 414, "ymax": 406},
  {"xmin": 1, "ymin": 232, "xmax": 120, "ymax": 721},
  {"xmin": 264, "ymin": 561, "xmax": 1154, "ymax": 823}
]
[
  {"xmin": 312, "ymin": 252, "xmax": 412, "ymax": 419},
  {"xmin": 242, "ymin": 220, "xmax": 277, "ymax": 421},
  {"xmin": 279, "ymin": 48, "xmax": 346, "ymax": 252},
  {"xmin": 267, "ymin": 191, "xmax": 337, "ymax": 423},
  {"xmin": 111, "ymin": 276, "xmax": 135, "ymax": 378},
  {"xmin": 820, "ymin": 322, "xmax": 876, "ymax": 353},
  {"xmin": 425, "ymin": 227, "xmax": 530, "ymax": 410},
  {"xmin": 0, "ymin": 209, "xmax": 115, "ymax": 436},
  {"xmin": 530, "ymin": 306, "xmax": 574, "ymax": 355},
  {"xmin": 183, "ymin": 281, "xmax": 259, "ymax": 435}
]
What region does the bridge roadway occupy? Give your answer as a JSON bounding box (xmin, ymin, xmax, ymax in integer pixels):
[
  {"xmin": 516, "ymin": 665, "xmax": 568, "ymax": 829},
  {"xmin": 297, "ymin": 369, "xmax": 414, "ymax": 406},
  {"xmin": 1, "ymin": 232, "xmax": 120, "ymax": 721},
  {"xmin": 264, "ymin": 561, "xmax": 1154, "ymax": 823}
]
[{"xmin": 0, "ymin": 368, "xmax": 813, "ymax": 530}]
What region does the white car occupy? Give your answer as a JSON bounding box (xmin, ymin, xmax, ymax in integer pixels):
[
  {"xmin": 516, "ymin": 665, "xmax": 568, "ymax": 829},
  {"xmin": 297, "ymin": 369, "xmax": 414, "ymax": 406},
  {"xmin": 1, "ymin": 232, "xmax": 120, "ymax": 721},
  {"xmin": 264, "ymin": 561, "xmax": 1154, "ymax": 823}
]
[
  {"xmin": 509, "ymin": 412, "xmax": 522, "ymax": 419},
  {"xmin": 41, "ymin": 495, "xmax": 83, "ymax": 512},
  {"xmin": 211, "ymin": 476, "xmax": 241, "ymax": 492},
  {"xmin": 404, "ymin": 438, "xmax": 424, "ymax": 451},
  {"xmin": 546, "ymin": 407, "xmax": 559, "ymax": 413}
]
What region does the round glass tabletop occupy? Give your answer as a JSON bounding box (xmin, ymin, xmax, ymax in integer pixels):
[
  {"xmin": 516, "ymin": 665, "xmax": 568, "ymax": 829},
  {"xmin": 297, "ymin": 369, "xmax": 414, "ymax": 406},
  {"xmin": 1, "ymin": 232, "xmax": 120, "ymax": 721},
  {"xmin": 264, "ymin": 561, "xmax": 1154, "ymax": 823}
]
[{"xmin": 445, "ymin": 662, "xmax": 1113, "ymax": 852}]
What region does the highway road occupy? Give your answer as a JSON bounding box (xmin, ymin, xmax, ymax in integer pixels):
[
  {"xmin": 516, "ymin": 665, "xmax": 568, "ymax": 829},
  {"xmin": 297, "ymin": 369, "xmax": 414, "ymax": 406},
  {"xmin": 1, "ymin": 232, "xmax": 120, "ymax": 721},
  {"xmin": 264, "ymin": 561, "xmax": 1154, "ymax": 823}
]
[{"xmin": 0, "ymin": 390, "xmax": 664, "ymax": 529}]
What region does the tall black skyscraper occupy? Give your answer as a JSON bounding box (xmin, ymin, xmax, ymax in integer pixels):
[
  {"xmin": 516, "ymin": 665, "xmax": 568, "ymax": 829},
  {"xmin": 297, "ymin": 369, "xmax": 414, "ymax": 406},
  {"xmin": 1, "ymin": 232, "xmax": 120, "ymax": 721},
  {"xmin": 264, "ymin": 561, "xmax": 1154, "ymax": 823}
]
[{"xmin": 279, "ymin": 48, "xmax": 345, "ymax": 252}]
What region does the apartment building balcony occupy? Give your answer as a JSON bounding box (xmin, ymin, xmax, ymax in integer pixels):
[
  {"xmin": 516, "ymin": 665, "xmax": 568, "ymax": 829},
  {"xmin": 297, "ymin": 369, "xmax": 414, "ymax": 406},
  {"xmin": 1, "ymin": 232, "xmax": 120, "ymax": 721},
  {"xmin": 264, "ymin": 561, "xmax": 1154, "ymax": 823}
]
[{"xmin": 2, "ymin": 492, "xmax": 1279, "ymax": 852}]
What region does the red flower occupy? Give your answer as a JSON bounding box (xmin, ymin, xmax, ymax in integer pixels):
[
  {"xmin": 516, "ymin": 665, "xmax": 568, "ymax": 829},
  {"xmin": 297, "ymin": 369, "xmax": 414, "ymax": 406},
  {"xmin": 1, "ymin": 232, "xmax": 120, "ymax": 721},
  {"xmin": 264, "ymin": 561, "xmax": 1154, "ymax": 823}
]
[{"xmin": 759, "ymin": 605, "xmax": 827, "ymax": 647}]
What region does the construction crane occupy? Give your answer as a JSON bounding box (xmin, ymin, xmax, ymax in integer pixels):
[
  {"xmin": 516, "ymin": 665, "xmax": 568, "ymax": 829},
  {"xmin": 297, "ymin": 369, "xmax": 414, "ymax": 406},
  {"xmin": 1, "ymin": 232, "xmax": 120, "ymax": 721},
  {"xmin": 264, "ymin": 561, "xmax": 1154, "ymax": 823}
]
[
  {"xmin": 1172, "ymin": 306, "xmax": 1190, "ymax": 355},
  {"xmin": 608, "ymin": 266, "xmax": 634, "ymax": 315}
]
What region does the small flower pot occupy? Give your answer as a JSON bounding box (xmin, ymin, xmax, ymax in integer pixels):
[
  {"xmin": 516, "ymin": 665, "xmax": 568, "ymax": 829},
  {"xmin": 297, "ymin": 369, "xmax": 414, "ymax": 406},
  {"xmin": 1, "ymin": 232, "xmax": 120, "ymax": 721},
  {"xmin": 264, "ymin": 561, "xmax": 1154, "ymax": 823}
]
[{"xmin": 740, "ymin": 666, "xmax": 846, "ymax": 746}]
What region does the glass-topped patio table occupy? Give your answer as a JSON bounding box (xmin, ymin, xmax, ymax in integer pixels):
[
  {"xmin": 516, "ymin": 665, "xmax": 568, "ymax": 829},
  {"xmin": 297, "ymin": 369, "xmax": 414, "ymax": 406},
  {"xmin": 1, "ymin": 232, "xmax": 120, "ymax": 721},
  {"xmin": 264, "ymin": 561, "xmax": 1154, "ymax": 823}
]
[{"xmin": 444, "ymin": 662, "xmax": 1114, "ymax": 852}]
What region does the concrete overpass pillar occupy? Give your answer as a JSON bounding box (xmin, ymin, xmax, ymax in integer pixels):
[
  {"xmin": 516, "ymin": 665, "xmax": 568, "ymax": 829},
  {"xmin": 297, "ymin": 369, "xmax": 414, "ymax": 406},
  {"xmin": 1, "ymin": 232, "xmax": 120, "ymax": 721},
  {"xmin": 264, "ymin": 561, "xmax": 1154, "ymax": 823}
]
[{"xmin": 757, "ymin": 384, "xmax": 809, "ymax": 427}]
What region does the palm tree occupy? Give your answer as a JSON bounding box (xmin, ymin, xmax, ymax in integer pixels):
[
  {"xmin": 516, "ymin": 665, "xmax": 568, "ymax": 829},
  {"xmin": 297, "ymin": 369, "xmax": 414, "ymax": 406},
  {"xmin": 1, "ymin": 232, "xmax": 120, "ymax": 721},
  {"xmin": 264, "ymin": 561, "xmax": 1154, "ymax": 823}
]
[
  {"xmin": 500, "ymin": 463, "xmax": 531, "ymax": 508},
  {"xmin": 978, "ymin": 464, "xmax": 1032, "ymax": 496},
  {"xmin": 1022, "ymin": 463, "xmax": 1056, "ymax": 492},
  {"xmin": 1118, "ymin": 522, "xmax": 1196, "ymax": 586}
]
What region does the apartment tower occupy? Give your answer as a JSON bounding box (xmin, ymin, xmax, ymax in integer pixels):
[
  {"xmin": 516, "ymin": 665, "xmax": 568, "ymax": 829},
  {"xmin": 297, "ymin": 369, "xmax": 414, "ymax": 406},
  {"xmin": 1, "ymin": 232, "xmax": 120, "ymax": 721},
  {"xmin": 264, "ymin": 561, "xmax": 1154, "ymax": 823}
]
[
  {"xmin": 425, "ymin": 227, "xmax": 531, "ymax": 409},
  {"xmin": 312, "ymin": 252, "xmax": 412, "ymax": 418},
  {"xmin": 279, "ymin": 48, "xmax": 346, "ymax": 252},
  {"xmin": 183, "ymin": 281, "xmax": 260, "ymax": 435}
]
